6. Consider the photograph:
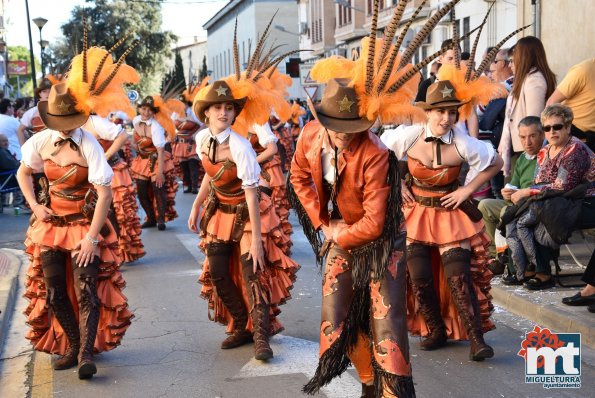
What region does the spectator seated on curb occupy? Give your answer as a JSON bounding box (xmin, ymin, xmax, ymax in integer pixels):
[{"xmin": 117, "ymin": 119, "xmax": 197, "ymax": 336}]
[
  {"xmin": 562, "ymin": 249, "xmax": 595, "ymax": 313},
  {"xmin": 499, "ymin": 104, "xmax": 595, "ymax": 291},
  {"xmin": 0, "ymin": 133, "xmax": 20, "ymax": 211},
  {"xmin": 478, "ymin": 116, "xmax": 543, "ymax": 276}
]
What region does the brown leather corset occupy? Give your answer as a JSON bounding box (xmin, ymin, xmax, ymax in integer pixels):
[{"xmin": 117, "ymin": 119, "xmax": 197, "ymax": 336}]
[
  {"xmin": 202, "ymin": 157, "xmax": 245, "ymax": 205},
  {"xmin": 44, "ymin": 159, "xmax": 93, "ymax": 215},
  {"xmin": 407, "ymin": 156, "xmax": 461, "ymax": 194},
  {"xmin": 98, "ymin": 139, "xmax": 112, "ymax": 152},
  {"xmin": 248, "ymin": 133, "xmax": 265, "ymax": 154},
  {"xmin": 31, "ymin": 115, "xmax": 46, "ymax": 133},
  {"xmin": 176, "ymin": 120, "xmax": 200, "ymax": 138},
  {"xmin": 134, "ymin": 131, "xmax": 156, "ymax": 156}
]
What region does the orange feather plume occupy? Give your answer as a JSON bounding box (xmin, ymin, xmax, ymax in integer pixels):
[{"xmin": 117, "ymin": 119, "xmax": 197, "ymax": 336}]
[
  {"xmin": 46, "ymin": 74, "xmax": 64, "ymax": 85},
  {"xmin": 437, "ymin": 64, "xmax": 507, "ymax": 121},
  {"xmin": 310, "ymin": 37, "xmax": 424, "ymax": 125},
  {"xmin": 151, "ymin": 95, "xmax": 178, "ymax": 141},
  {"xmin": 290, "ymin": 102, "xmax": 306, "ymax": 124},
  {"xmin": 267, "ymin": 68, "xmax": 292, "ymax": 123},
  {"xmin": 66, "ymin": 46, "xmax": 139, "ymax": 119},
  {"xmin": 183, "ymin": 77, "xmax": 209, "ymax": 103}
]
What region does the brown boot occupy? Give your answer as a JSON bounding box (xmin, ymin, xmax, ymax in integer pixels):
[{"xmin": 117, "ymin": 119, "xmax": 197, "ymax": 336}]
[
  {"xmin": 41, "ymin": 251, "xmax": 80, "ymax": 370},
  {"xmin": 251, "ymin": 304, "xmax": 273, "ymax": 360},
  {"xmin": 73, "ymin": 257, "xmax": 100, "ymax": 379},
  {"xmin": 241, "ymin": 254, "xmax": 273, "ymax": 360},
  {"xmin": 412, "ymin": 279, "xmax": 447, "ymax": 350},
  {"xmin": 207, "ymin": 243, "xmax": 252, "ymax": 349},
  {"xmin": 447, "ymin": 273, "xmax": 494, "ymax": 361}
]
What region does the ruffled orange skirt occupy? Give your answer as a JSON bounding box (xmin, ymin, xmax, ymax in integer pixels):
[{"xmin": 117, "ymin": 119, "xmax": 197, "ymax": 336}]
[
  {"xmin": 198, "ymin": 193, "xmax": 299, "ymax": 335},
  {"xmin": 404, "ymin": 203, "xmax": 495, "ymax": 340},
  {"xmin": 263, "ymin": 156, "xmax": 292, "ymax": 237},
  {"xmin": 172, "ymin": 140, "xmax": 197, "ymax": 161},
  {"xmin": 111, "ymin": 160, "xmax": 145, "ymax": 262},
  {"xmin": 23, "ymin": 220, "xmax": 133, "ymax": 355}
]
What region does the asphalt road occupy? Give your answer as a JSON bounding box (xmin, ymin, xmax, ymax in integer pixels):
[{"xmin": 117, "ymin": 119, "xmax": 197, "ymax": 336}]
[{"xmin": 2, "ymin": 189, "xmax": 594, "ymax": 397}]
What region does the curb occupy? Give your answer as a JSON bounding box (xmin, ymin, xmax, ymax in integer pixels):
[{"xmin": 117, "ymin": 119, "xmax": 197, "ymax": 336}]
[
  {"xmin": 0, "ymin": 248, "xmax": 24, "ymax": 354},
  {"xmin": 491, "ymin": 284, "xmax": 595, "ymax": 349}
]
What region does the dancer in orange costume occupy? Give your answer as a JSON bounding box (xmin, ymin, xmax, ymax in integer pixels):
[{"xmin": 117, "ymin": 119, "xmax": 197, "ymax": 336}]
[
  {"xmin": 248, "ymin": 122, "xmax": 293, "ymax": 238},
  {"xmin": 83, "ymin": 115, "xmax": 145, "ymax": 262},
  {"xmin": 17, "ymin": 31, "xmax": 137, "ymax": 379},
  {"xmin": 130, "ymin": 96, "xmax": 178, "ymax": 231}
]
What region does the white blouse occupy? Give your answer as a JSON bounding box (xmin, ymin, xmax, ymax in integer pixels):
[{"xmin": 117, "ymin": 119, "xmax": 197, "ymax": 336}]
[
  {"xmin": 20, "ymin": 128, "xmax": 114, "ymax": 186},
  {"xmin": 132, "ymin": 115, "xmax": 166, "ymax": 148},
  {"xmin": 252, "ymin": 123, "xmax": 278, "ymax": 147},
  {"xmin": 381, "ymin": 123, "xmax": 497, "ymax": 184},
  {"xmin": 195, "ymin": 127, "xmax": 261, "ymax": 188},
  {"xmin": 83, "ymin": 115, "xmax": 123, "ymax": 141}
]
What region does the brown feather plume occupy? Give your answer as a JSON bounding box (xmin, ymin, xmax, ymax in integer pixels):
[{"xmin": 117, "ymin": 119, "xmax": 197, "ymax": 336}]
[
  {"xmin": 365, "ymin": 0, "xmax": 380, "ymax": 94},
  {"xmin": 233, "ymin": 18, "xmax": 241, "ymax": 80},
  {"xmin": 393, "ymin": 0, "xmax": 427, "ymax": 64},
  {"xmin": 82, "ymin": 12, "xmax": 88, "ymax": 83},
  {"xmin": 474, "ymin": 24, "xmax": 531, "ymax": 78},
  {"xmin": 388, "ymin": 25, "xmax": 478, "ymax": 93},
  {"xmin": 94, "ymin": 40, "xmax": 140, "ymax": 95},
  {"xmin": 376, "ymin": 0, "xmax": 409, "ymax": 70},
  {"xmin": 256, "ymin": 49, "xmax": 308, "ymax": 81},
  {"xmin": 465, "ymin": 3, "xmax": 493, "ymax": 81},
  {"xmin": 377, "ymin": 0, "xmax": 427, "ymax": 93},
  {"xmin": 246, "ymin": 10, "xmax": 278, "ymax": 80},
  {"xmin": 399, "ymin": 0, "xmax": 461, "ymax": 69},
  {"xmin": 90, "ymin": 32, "xmax": 132, "ymax": 91},
  {"xmin": 451, "ymin": 8, "xmax": 461, "ymax": 69}
]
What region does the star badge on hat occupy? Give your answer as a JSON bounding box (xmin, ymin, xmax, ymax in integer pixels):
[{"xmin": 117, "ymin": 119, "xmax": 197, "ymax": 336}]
[
  {"xmin": 440, "ymin": 85, "xmax": 454, "ymax": 99},
  {"xmin": 215, "ymin": 85, "xmax": 228, "ymax": 96},
  {"xmin": 57, "ymin": 100, "xmax": 72, "ymax": 113},
  {"xmin": 337, "ymin": 95, "xmax": 355, "ymax": 112}
]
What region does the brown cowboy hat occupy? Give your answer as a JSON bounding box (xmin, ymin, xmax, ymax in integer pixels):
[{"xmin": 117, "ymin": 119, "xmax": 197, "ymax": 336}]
[
  {"xmin": 308, "ymin": 78, "xmax": 374, "ymax": 134},
  {"xmin": 34, "ymin": 78, "xmax": 52, "ymax": 99},
  {"xmin": 192, "ymin": 80, "xmax": 247, "ymax": 123},
  {"xmin": 416, "ymin": 80, "xmax": 469, "ymax": 110},
  {"xmin": 38, "ymin": 82, "xmax": 89, "ymax": 131},
  {"xmin": 138, "ymin": 95, "xmax": 160, "ymax": 113}
]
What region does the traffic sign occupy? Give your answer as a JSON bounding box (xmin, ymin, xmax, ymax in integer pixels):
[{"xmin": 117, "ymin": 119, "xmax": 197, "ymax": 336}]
[
  {"xmin": 300, "ymin": 64, "xmax": 317, "ymax": 85},
  {"xmin": 303, "ymin": 86, "xmax": 319, "ymax": 99},
  {"xmin": 127, "ymin": 89, "xmax": 139, "ymax": 103}
]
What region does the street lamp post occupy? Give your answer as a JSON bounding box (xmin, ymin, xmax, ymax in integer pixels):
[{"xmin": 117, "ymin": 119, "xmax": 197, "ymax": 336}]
[
  {"xmin": 33, "ymin": 17, "xmax": 48, "ymax": 78},
  {"xmin": 24, "ymin": 0, "xmax": 37, "ymax": 91},
  {"xmin": 40, "ymin": 40, "xmax": 49, "ymax": 76}
]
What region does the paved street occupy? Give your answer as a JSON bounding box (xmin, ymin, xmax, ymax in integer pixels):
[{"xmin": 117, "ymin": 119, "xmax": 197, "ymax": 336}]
[{"xmin": 1, "ymin": 188, "xmax": 594, "ymax": 397}]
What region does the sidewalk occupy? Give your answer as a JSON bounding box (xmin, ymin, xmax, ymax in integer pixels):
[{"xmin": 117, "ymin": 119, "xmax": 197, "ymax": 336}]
[
  {"xmin": 491, "ymin": 234, "xmax": 595, "ymax": 348},
  {"xmin": 0, "ymin": 211, "xmax": 30, "ymax": 355}
]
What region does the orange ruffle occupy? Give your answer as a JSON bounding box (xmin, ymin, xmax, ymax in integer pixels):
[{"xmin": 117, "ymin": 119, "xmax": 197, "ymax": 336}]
[
  {"xmin": 197, "ymin": 193, "xmax": 299, "ymax": 335},
  {"xmin": 403, "ymin": 203, "xmax": 484, "ymax": 246},
  {"xmin": 405, "ymin": 217, "xmax": 495, "ymax": 341},
  {"xmin": 129, "ymin": 152, "xmax": 175, "ymax": 179},
  {"xmin": 23, "ymin": 221, "xmax": 133, "ymax": 355},
  {"xmin": 172, "ymin": 140, "xmax": 198, "ymax": 161},
  {"xmin": 111, "ymin": 160, "xmax": 145, "ymax": 262},
  {"xmin": 263, "ymin": 157, "xmax": 292, "ymax": 237}
]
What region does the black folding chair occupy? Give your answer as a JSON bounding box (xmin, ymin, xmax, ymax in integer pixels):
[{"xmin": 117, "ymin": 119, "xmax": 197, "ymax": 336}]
[{"xmin": 0, "ymin": 169, "xmax": 20, "ymax": 213}]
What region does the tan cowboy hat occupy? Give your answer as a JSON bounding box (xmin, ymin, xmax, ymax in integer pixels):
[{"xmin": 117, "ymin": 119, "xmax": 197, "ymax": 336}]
[
  {"xmin": 416, "ymin": 80, "xmax": 469, "ymax": 110},
  {"xmin": 192, "ymin": 80, "xmax": 247, "ymax": 123},
  {"xmin": 308, "ymin": 78, "xmax": 374, "ymax": 134},
  {"xmin": 38, "ymin": 82, "xmax": 89, "ymax": 131},
  {"xmin": 138, "ymin": 95, "xmax": 160, "ymax": 113}
]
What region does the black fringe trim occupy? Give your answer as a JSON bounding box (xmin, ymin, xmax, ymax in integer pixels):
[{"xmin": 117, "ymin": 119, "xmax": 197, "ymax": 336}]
[
  {"xmin": 286, "ymin": 172, "xmax": 325, "ymax": 268},
  {"xmin": 350, "ymin": 150, "xmax": 403, "ymax": 289},
  {"xmin": 372, "ymin": 357, "xmax": 416, "ymax": 398},
  {"xmin": 302, "ymin": 287, "xmax": 370, "ymax": 395}
]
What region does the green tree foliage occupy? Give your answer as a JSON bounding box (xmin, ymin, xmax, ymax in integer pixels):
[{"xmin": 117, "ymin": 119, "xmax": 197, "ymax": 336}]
[
  {"xmin": 199, "ymin": 55, "xmax": 208, "ymax": 80},
  {"xmin": 59, "ymin": 0, "xmax": 176, "ymax": 95},
  {"xmin": 6, "ymin": 46, "xmax": 41, "ymax": 97},
  {"xmin": 161, "ymin": 50, "xmax": 186, "ymax": 96}
]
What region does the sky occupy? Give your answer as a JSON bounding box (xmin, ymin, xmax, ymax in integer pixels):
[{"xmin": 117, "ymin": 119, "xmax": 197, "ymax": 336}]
[{"xmin": 3, "ymin": 0, "xmax": 229, "ymax": 56}]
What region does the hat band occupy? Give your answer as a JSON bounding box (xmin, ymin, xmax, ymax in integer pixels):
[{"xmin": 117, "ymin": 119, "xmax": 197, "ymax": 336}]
[
  {"xmin": 317, "ymin": 110, "xmax": 366, "ymax": 122},
  {"xmin": 47, "ymin": 110, "xmax": 83, "ymax": 117},
  {"xmin": 427, "ymin": 98, "xmax": 462, "ymax": 107}
]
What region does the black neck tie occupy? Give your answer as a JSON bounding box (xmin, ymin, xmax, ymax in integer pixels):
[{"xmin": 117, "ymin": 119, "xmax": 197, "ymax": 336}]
[
  {"xmin": 52, "ymin": 137, "xmax": 79, "ymax": 156},
  {"xmin": 207, "ymin": 136, "xmax": 218, "ymax": 163},
  {"xmin": 424, "ymin": 136, "xmax": 442, "ymax": 166}
]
